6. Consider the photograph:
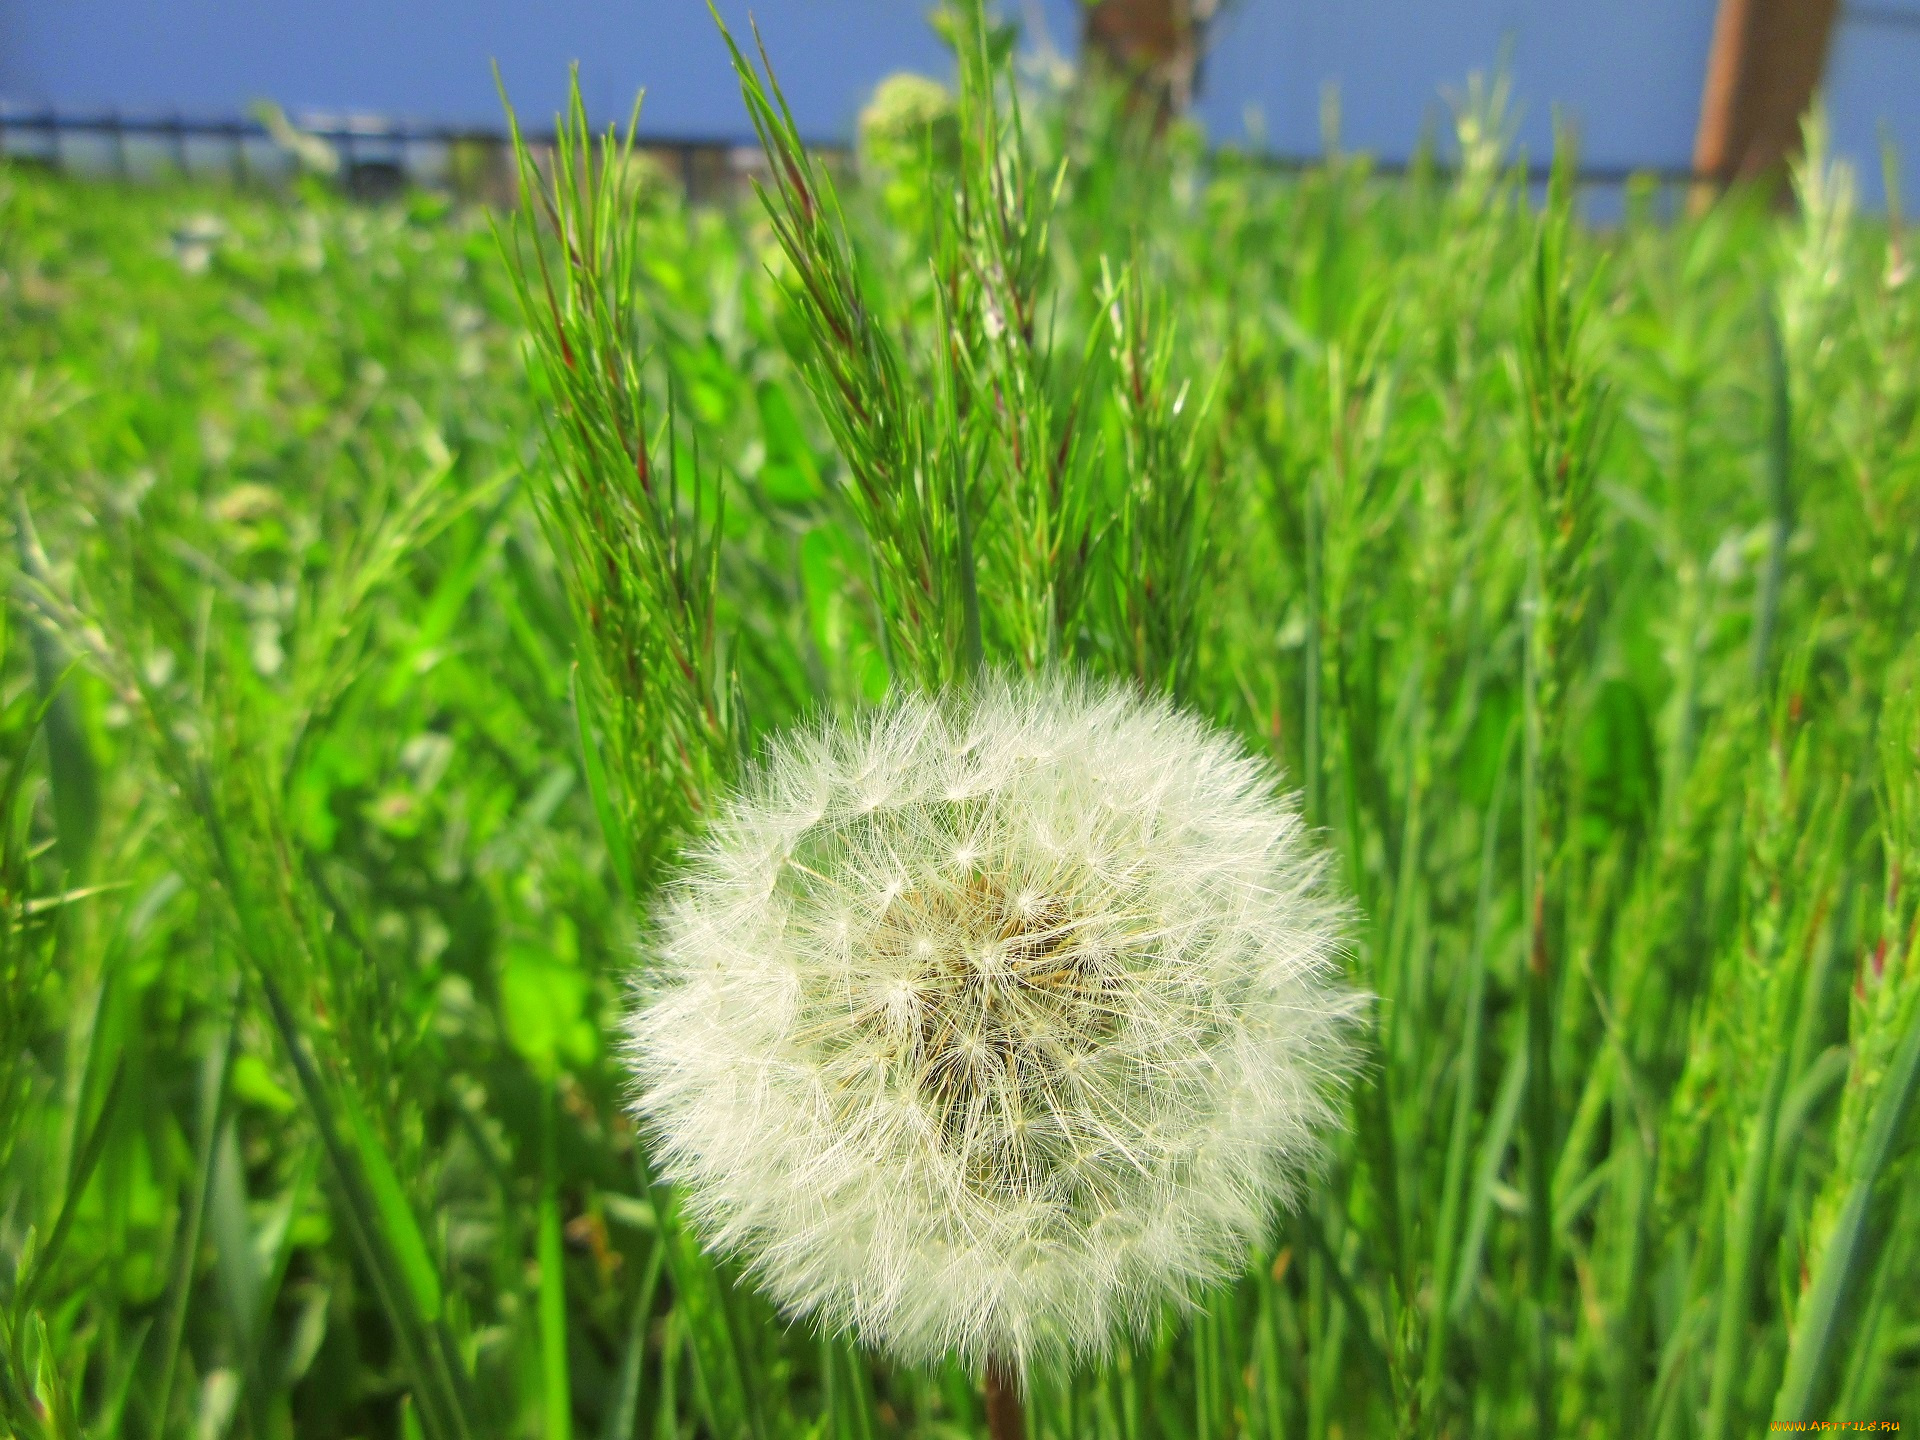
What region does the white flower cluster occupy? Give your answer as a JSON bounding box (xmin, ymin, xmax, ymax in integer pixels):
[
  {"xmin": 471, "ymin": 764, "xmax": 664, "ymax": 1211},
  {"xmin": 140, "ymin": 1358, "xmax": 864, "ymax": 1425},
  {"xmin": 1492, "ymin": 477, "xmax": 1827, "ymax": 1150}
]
[{"xmin": 628, "ymin": 675, "xmax": 1359, "ymax": 1372}]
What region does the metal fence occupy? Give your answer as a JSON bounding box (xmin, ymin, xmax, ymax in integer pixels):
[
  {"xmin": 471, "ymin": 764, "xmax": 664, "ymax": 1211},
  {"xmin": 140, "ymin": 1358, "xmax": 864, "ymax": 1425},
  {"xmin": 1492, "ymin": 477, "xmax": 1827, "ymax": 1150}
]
[
  {"xmin": 0, "ymin": 107, "xmax": 821, "ymax": 203},
  {"xmin": 0, "ymin": 105, "xmax": 1711, "ymax": 208}
]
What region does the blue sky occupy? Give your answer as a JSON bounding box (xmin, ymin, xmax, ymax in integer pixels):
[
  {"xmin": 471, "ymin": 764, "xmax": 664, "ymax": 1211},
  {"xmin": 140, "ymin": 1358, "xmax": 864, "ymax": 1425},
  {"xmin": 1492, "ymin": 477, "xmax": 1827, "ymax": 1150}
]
[{"xmin": 2, "ymin": 1, "xmax": 1915, "ymax": 201}]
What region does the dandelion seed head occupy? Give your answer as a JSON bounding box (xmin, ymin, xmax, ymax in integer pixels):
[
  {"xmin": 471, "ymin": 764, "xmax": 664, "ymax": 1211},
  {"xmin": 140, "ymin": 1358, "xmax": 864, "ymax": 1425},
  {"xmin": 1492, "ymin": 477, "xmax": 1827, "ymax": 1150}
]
[{"xmin": 627, "ymin": 674, "xmax": 1361, "ymax": 1374}]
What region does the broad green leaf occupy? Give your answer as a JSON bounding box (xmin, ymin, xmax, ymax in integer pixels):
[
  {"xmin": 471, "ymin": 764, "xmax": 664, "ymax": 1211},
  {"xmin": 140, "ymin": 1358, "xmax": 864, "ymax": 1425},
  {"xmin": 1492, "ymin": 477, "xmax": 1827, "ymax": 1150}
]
[{"xmin": 500, "ymin": 930, "xmax": 597, "ymax": 1080}]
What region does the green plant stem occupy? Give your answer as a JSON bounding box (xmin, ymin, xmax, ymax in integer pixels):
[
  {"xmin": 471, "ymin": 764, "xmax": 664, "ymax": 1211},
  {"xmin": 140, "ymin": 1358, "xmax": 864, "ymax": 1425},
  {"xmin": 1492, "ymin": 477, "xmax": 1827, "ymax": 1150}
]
[
  {"xmin": 1424, "ymin": 718, "xmax": 1516, "ymax": 1404},
  {"xmin": 539, "ymin": 1084, "xmax": 573, "ymax": 1440},
  {"xmin": 1702, "ymin": 990, "xmax": 1800, "ymax": 1440},
  {"xmin": 148, "ymin": 1001, "xmax": 237, "ymax": 1440},
  {"xmin": 1607, "ymin": 1106, "xmax": 1655, "ymax": 1439},
  {"xmin": 1303, "ymin": 476, "xmax": 1325, "ymax": 828},
  {"xmin": 599, "ymin": 1243, "xmax": 664, "ymax": 1440},
  {"xmin": 1521, "ymin": 581, "xmax": 1557, "ymax": 1438},
  {"xmin": 1750, "ymin": 294, "xmax": 1793, "ymax": 691},
  {"xmin": 954, "ymin": 461, "xmax": 984, "ymax": 681},
  {"xmin": 257, "ymin": 970, "xmax": 475, "ymax": 1440},
  {"xmin": 1773, "ymin": 978, "xmax": 1920, "ymax": 1421}
]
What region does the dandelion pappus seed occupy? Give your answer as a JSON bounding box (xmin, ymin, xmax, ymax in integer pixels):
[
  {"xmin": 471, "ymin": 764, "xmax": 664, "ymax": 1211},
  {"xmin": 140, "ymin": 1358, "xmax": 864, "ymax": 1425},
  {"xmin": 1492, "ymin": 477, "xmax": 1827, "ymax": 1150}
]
[{"xmin": 628, "ymin": 674, "xmax": 1361, "ymax": 1375}]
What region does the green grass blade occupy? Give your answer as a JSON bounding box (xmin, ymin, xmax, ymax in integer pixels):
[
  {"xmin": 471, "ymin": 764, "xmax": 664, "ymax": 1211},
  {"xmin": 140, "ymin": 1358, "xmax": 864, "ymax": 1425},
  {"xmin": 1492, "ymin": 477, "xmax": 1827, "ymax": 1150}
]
[
  {"xmin": 1773, "ymin": 979, "xmax": 1920, "ymax": 1421},
  {"xmin": 600, "ymin": 1242, "xmax": 665, "ymax": 1440},
  {"xmin": 571, "ymin": 665, "xmax": 636, "ymax": 904},
  {"xmin": 149, "ymin": 999, "xmax": 239, "ymax": 1440},
  {"xmin": 17, "ymin": 1060, "xmax": 123, "ymax": 1313},
  {"xmin": 1451, "ymin": 1041, "xmax": 1528, "ymax": 1318},
  {"xmin": 13, "ymin": 513, "xmax": 99, "ymax": 882},
  {"xmin": 539, "ymin": 1086, "xmax": 574, "ymax": 1440},
  {"xmin": 338, "ymin": 1087, "xmax": 444, "ymax": 1326},
  {"xmin": 1426, "ymin": 717, "xmax": 1517, "ymax": 1400},
  {"xmin": 256, "ymin": 973, "xmax": 473, "ymax": 1440}
]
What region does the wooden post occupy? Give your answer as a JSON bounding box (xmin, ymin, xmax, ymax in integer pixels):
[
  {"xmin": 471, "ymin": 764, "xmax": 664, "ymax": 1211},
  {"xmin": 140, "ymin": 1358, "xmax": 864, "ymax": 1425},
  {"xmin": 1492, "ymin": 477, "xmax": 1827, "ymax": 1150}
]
[
  {"xmin": 1693, "ymin": 0, "xmax": 1841, "ymax": 195},
  {"xmin": 1081, "ymin": 0, "xmax": 1220, "ymax": 118}
]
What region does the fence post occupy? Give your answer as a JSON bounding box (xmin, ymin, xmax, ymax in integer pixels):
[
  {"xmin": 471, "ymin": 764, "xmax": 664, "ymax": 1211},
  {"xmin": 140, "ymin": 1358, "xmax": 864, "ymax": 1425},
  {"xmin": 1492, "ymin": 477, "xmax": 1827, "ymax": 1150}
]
[{"xmin": 1693, "ymin": 0, "xmax": 1841, "ymax": 200}]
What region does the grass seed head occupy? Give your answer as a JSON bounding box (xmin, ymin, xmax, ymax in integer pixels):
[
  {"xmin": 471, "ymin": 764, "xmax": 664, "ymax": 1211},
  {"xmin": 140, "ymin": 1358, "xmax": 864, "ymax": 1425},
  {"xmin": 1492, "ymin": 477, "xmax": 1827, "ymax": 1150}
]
[{"xmin": 628, "ymin": 673, "xmax": 1360, "ymax": 1373}]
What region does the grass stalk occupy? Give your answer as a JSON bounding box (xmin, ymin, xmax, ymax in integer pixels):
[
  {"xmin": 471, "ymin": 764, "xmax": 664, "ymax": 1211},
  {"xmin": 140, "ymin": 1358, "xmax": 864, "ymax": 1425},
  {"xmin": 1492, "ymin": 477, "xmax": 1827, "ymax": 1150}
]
[
  {"xmin": 1773, "ymin": 945, "xmax": 1920, "ymax": 1420},
  {"xmin": 147, "ymin": 999, "xmax": 238, "ymax": 1440},
  {"xmin": 1515, "ymin": 131, "xmax": 1607, "ymax": 1433},
  {"xmin": 1701, "ymin": 1007, "xmax": 1799, "ymax": 1440},
  {"xmin": 538, "ymin": 1085, "xmax": 573, "ymax": 1440},
  {"xmin": 1749, "ymin": 294, "xmax": 1792, "ymax": 691},
  {"xmin": 259, "ymin": 969, "xmax": 476, "ymax": 1440},
  {"xmin": 1424, "ymin": 718, "xmax": 1516, "ymax": 1405},
  {"xmin": 1519, "ymin": 571, "xmax": 1556, "ymax": 1435},
  {"xmin": 600, "ymin": 1243, "xmax": 665, "ymax": 1440}
]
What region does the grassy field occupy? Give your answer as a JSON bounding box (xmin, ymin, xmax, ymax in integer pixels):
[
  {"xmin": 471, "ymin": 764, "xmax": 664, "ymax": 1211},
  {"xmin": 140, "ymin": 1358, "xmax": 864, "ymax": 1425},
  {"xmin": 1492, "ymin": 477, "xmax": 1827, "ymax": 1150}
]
[{"xmin": 2, "ymin": 19, "xmax": 1918, "ymax": 1439}]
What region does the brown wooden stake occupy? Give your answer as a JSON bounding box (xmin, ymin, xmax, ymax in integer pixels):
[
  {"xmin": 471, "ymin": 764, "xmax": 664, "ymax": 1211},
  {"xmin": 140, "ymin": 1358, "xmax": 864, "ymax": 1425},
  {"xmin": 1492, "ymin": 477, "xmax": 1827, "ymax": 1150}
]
[
  {"xmin": 1692, "ymin": 0, "xmax": 1841, "ymax": 206},
  {"xmin": 983, "ymin": 1357, "xmax": 1026, "ymax": 1440},
  {"xmin": 1080, "ymin": 0, "xmax": 1220, "ymax": 121}
]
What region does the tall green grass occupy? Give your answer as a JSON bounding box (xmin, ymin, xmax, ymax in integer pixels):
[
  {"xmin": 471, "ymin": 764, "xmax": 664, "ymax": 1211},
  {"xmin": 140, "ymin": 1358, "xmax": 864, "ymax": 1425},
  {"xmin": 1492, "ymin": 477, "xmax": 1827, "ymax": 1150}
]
[{"xmin": 2, "ymin": 15, "xmax": 1917, "ymax": 1436}]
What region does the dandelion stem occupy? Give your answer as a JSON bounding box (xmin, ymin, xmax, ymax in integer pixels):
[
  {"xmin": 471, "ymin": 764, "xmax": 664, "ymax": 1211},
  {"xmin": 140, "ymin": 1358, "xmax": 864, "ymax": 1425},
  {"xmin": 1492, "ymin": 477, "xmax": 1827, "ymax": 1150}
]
[{"xmin": 983, "ymin": 1358, "xmax": 1025, "ymax": 1440}]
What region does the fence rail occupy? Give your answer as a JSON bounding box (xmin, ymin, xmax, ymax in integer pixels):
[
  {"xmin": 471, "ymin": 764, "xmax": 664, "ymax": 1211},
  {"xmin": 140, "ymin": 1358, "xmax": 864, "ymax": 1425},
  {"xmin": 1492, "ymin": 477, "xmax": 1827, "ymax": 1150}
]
[
  {"xmin": 0, "ymin": 107, "xmax": 818, "ymax": 200},
  {"xmin": 0, "ymin": 105, "xmax": 1717, "ymax": 202},
  {"xmin": 1845, "ymin": 3, "xmax": 1920, "ymax": 29}
]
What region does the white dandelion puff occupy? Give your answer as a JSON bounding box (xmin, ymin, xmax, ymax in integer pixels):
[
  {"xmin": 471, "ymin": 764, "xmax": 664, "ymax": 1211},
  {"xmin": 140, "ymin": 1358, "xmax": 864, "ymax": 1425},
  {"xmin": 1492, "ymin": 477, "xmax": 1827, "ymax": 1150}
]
[{"xmin": 627, "ymin": 673, "xmax": 1362, "ymax": 1376}]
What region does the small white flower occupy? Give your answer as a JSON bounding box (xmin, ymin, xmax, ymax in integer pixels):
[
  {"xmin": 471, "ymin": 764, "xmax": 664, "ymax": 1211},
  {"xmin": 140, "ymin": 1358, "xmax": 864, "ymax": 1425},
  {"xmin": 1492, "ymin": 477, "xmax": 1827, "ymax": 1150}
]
[{"xmin": 627, "ymin": 674, "xmax": 1360, "ymax": 1374}]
